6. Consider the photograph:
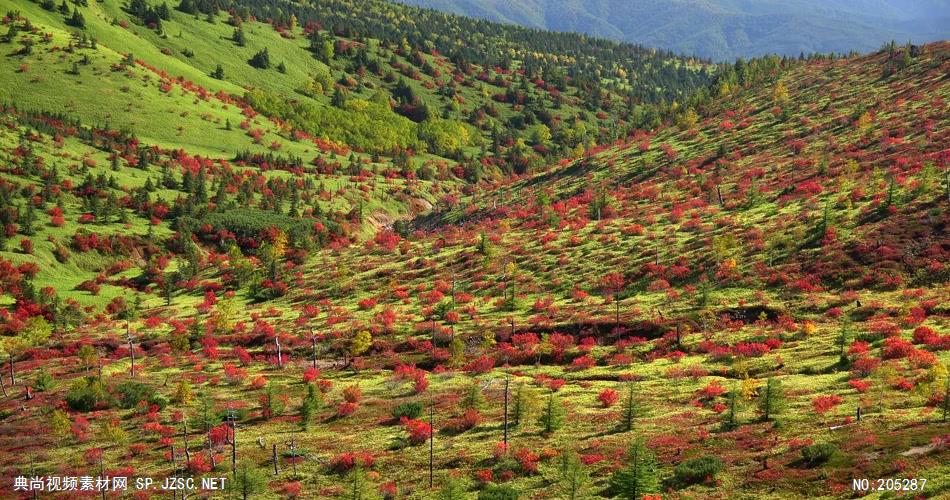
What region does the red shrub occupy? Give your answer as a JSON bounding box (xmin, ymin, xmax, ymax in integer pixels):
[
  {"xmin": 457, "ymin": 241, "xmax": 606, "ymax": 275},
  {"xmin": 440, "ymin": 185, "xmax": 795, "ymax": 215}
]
[
  {"xmin": 336, "ymin": 402, "xmax": 358, "ymax": 417},
  {"xmin": 570, "ymin": 355, "xmax": 597, "ymax": 371},
  {"xmin": 698, "ymin": 380, "xmax": 726, "ymax": 400},
  {"xmin": 848, "ymin": 341, "xmax": 870, "ymax": 357},
  {"xmin": 282, "ymin": 481, "xmax": 302, "ymax": 499},
  {"xmin": 812, "ymin": 394, "xmax": 843, "ymax": 415},
  {"xmin": 597, "ymin": 388, "xmax": 619, "ymax": 408},
  {"xmin": 413, "ymin": 373, "xmax": 429, "ymax": 394},
  {"xmin": 401, "ymin": 417, "xmax": 432, "ymax": 444},
  {"xmin": 851, "ymin": 357, "xmax": 881, "ymax": 377},
  {"xmin": 848, "ymin": 379, "xmax": 871, "ymax": 393},
  {"xmin": 343, "ymin": 385, "xmax": 362, "ymax": 403},
  {"xmin": 303, "ymin": 367, "xmax": 320, "ymax": 383},
  {"xmin": 249, "ymin": 376, "xmax": 267, "ymax": 390},
  {"xmin": 513, "ymin": 447, "xmax": 540, "ymax": 474},
  {"xmin": 463, "ymin": 355, "xmax": 495, "ymax": 374},
  {"xmin": 222, "ymin": 364, "xmax": 247, "ymax": 385},
  {"xmin": 881, "ymin": 337, "xmax": 914, "ymax": 359},
  {"xmin": 445, "ymin": 408, "xmax": 482, "ymax": 433},
  {"xmin": 912, "ymin": 326, "xmax": 939, "ymax": 345},
  {"xmin": 233, "ymin": 346, "xmax": 252, "ymax": 366},
  {"xmin": 329, "ymin": 452, "xmax": 374, "ymax": 472}
]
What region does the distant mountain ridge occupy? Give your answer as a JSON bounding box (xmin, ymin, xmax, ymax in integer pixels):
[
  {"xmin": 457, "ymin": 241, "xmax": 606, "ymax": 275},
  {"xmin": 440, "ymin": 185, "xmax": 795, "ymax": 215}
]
[{"xmin": 397, "ymin": 0, "xmax": 950, "ymax": 60}]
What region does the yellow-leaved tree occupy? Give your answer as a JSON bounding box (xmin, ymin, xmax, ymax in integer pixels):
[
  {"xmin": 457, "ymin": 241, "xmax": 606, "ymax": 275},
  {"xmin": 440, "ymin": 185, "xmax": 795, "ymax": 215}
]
[{"xmin": 351, "ymin": 330, "xmax": 372, "ymax": 357}]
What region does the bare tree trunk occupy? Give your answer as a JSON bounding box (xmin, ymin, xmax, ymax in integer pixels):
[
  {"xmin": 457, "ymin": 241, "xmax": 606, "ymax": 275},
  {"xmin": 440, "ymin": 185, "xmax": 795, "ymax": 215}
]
[
  {"xmin": 127, "ymin": 331, "xmax": 135, "ymax": 377},
  {"xmin": 503, "ymin": 373, "xmax": 509, "ymax": 449},
  {"xmin": 290, "ymin": 430, "xmax": 298, "ymax": 478},
  {"xmin": 310, "ymin": 329, "xmax": 318, "ymax": 370},
  {"xmin": 428, "ymin": 401, "xmax": 434, "ymax": 489},
  {"xmin": 182, "ymin": 420, "xmax": 191, "ymax": 469},
  {"xmin": 207, "ymin": 429, "xmax": 216, "ymax": 469}
]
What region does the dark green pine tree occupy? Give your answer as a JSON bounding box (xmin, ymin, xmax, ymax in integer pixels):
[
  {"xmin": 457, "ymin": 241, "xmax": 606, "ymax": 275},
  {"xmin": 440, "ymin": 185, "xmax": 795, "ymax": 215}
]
[
  {"xmin": 211, "ymin": 63, "xmax": 225, "ymax": 79},
  {"xmin": 176, "ymin": 0, "xmax": 196, "ymax": 15},
  {"xmin": 194, "ymin": 167, "xmax": 208, "ymax": 204},
  {"xmin": 331, "ymin": 86, "xmax": 347, "ymax": 108},
  {"xmin": 721, "ymin": 386, "xmax": 740, "ymax": 431},
  {"xmin": 67, "ymin": 8, "xmax": 85, "ymax": 28},
  {"xmin": 537, "ymin": 391, "xmax": 566, "ymax": 434},
  {"xmin": 21, "ymin": 204, "xmax": 35, "ymax": 236},
  {"xmin": 299, "ymin": 383, "xmax": 322, "ymax": 430},
  {"xmin": 757, "ymin": 377, "xmax": 785, "ymax": 422},
  {"xmin": 232, "ymin": 26, "xmax": 245, "ymax": 46},
  {"xmin": 510, "ymin": 383, "xmax": 532, "ymax": 427},
  {"xmin": 163, "ymin": 272, "xmax": 175, "ymax": 306},
  {"xmin": 214, "ymin": 180, "xmax": 227, "ymax": 208},
  {"xmin": 248, "ymin": 48, "xmax": 270, "ymax": 69},
  {"xmin": 156, "ymin": 2, "xmax": 171, "ymax": 20},
  {"xmin": 620, "ymin": 382, "xmax": 638, "ymax": 432},
  {"xmin": 608, "ymin": 439, "xmax": 659, "ymax": 499},
  {"xmin": 463, "ymin": 382, "xmax": 483, "ymax": 410}
]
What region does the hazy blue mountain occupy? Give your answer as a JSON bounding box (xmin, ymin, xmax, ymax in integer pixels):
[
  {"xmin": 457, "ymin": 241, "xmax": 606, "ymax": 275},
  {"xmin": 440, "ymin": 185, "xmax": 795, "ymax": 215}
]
[{"xmin": 397, "ymin": 0, "xmax": 950, "ymax": 60}]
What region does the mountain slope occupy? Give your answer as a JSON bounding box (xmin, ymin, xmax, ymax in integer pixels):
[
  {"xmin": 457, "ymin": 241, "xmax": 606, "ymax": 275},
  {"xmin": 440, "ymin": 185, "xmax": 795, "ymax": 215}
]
[
  {"xmin": 0, "ymin": 0, "xmax": 714, "ymax": 181},
  {"xmin": 0, "ymin": 39, "xmax": 945, "ymax": 498},
  {"xmin": 399, "ymin": 0, "xmax": 950, "ymax": 60}
]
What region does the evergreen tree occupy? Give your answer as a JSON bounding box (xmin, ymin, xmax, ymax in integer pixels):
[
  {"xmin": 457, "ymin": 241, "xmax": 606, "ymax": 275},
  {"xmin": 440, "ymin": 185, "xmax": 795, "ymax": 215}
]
[
  {"xmin": 462, "ymin": 381, "xmax": 483, "ymax": 410},
  {"xmin": 551, "ymin": 444, "xmax": 590, "ymax": 499},
  {"xmin": 721, "ymin": 386, "xmax": 740, "ymax": 431},
  {"xmin": 837, "ymin": 316, "xmax": 852, "ymax": 366},
  {"xmin": 344, "ymin": 468, "xmax": 380, "ymax": 500},
  {"xmin": 511, "ymin": 383, "xmax": 535, "ymax": 427},
  {"xmin": 248, "ymin": 48, "xmax": 270, "ymax": 69},
  {"xmin": 232, "ymin": 26, "xmax": 245, "ymax": 46},
  {"xmin": 332, "ymin": 86, "xmax": 348, "ymax": 108},
  {"xmin": 757, "ymin": 377, "xmax": 785, "ymax": 422},
  {"xmin": 67, "ymin": 8, "xmax": 85, "ymax": 28},
  {"xmin": 620, "ymin": 382, "xmax": 639, "ymax": 432},
  {"xmin": 21, "ymin": 204, "xmax": 35, "ymax": 236},
  {"xmin": 477, "ymin": 485, "xmax": 520, "ymax": 499},
  {"xmin": 437, "ymin": 477, "xmax": 467, "ymax": 500},
  {"xmin": 608, "ymin": 439, "xmax": 659, "ymax": 499},
  {"xmin": 156, "ymin": 2, "xmax": 171, "ymax": 20},
  {"xmin": 537, "ymin": 391, "xmax": 565, "ymax": 434},
  {"xmin": 211, "ymin": 63, "xmax": 225, "ymax": 79},
  {"xmin": 232, "ymin": 461, "xmax": 267, "ymax": 500},
  {"xmin": 299, "ymin": 383, "xmax": 322, "ymax": 429},
  {"xmin": 261, "ymin": 382, "xmax": 284, "ymax": 419},
  {"xmin": 176, "ymin": 0, "xmax": 196, "ymax": 15}
]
